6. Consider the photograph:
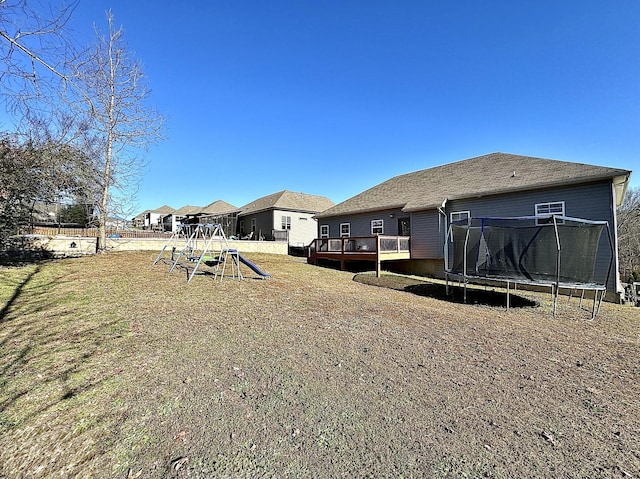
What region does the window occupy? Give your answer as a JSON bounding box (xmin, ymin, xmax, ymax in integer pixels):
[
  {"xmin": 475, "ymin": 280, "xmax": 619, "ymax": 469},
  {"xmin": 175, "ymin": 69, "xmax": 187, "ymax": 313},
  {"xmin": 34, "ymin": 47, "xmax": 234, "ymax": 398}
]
[
  {"xmin": 398, "ymin": 217, "xmax": 411, "ymax": 236},
  {"xmin": 450, "ymin": 211, "xmax": 470, "ymax": 225},
  {"xmin": 239, "ymin": 220, "xmax": 244, "ymax": 235},
  {"xmin": 371, "ymin": 219, "xmax": 384, "ymax": 235},
  {"xmin": 340, "ymin": 223, "xmax": 350, "ymax": 237},
  {"xmin": 281, "ymin": 215, "xmax": 291, "ymax": 230},
  {"xmin": 535, "ymin": 201, "xmax": 565, "ymax": 225},
  {"xmin": 251, "ymin": 218, "xmax": 256, "ymax": 232},
  {"xmin": 448, "ymin": 211, "xmax": 471, "ymax": 241},
  {"xmin": 320, "ymin": 225, "xmax": 329, "ymax": 238}
]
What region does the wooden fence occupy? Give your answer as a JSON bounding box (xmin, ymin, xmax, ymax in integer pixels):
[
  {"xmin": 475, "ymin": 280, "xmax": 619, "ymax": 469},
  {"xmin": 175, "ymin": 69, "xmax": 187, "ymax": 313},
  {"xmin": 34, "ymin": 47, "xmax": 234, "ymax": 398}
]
[{"xmin": 28, "ymin": 226, "xmax": 170, "ymax": 239}]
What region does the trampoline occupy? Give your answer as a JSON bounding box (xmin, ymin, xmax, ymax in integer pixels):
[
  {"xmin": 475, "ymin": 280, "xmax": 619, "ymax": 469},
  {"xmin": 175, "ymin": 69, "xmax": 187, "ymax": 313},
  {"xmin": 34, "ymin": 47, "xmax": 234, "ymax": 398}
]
[{"xmin": 444, "ymin": 215, "xmax": 614, "ymax": 319}]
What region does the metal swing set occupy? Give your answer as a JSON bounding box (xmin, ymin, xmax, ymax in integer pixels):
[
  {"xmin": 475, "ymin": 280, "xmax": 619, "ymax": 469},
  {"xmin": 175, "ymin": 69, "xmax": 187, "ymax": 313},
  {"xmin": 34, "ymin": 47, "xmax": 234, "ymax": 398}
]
[{"xmin": 153, "ymin": 223, "xmax": 242, "ymax": 283}]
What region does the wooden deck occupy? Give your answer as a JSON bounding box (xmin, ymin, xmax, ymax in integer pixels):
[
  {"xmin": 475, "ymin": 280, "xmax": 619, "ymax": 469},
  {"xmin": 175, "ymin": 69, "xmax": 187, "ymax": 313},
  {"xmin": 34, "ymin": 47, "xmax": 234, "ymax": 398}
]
[{"xmin": 307, "ymin": 235, "xmax": 410, "ymax": 276}]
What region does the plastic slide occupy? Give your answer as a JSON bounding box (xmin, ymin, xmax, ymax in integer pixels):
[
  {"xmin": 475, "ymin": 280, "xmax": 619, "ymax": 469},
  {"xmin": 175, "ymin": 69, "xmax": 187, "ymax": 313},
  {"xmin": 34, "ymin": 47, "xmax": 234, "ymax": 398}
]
[{"xmin": 236, "ymin": 253, "xmax": 271, "ymax": 278}]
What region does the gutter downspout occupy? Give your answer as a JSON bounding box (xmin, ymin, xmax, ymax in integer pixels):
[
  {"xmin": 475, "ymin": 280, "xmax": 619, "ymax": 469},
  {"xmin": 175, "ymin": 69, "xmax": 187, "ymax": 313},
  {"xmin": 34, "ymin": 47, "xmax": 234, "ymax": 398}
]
[
  {"xmin": 438, "ymin": 199, "xmax": 448, "ymax": 272},
  {"xmin": 611, "ymin": 174, "xmax": 630, "ymax": 301}
]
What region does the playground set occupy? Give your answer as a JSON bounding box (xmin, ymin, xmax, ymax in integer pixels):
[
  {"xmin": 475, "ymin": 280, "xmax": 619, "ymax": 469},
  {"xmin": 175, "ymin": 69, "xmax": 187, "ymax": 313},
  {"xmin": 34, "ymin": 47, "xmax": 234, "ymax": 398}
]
[{"xmin": 153, "ymin": 223, "xmax": 271, "ymax": 283}]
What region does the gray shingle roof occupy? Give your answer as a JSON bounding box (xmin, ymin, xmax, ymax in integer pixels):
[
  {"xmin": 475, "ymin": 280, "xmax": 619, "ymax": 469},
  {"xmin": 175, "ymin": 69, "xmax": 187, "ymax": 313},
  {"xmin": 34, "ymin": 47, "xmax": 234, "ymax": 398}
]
[
  {"xmin": 240, "ymin": 190, "xmax": 335, "ymax": 215},
  {"xmin": 151, "ymin": 205, "xmax": 175, "ymax": 214},
  {"xmin": 316, "ymin": 152, "xmax": 631, "ymax": 218},
  {"xmin": 172, "ymin": 205, "xmax": 202, "ymax": 216},
  {"xmin": 200, "ymin": 199, "xmax": 239, "ymax": 215}
]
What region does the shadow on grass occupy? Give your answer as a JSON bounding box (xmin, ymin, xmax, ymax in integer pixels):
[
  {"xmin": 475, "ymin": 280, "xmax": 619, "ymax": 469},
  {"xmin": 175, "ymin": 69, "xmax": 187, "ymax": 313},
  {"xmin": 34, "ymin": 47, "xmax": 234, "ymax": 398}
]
[
  {"xmin": 404, "ymin": 283, "xmax": 539, "ymax": 308},
  {"xmin": 0, "ymin": 242, "xmax": 57, "ymax": 265},
  {"xmin": 353, "ymin": 273, "xmax": 539, "ymax": 309},
  {"xmin": 0, "ymin": 265, "xmax": 41, "ymax": 324},
  {"xmin": 0, "ymin": 262, "xmax": 120, "ymax": 442}
]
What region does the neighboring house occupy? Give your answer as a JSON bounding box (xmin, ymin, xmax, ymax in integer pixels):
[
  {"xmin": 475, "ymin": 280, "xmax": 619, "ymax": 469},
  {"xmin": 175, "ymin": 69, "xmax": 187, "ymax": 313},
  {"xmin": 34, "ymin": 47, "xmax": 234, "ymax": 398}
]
[
  {"xmin": 238, "ymin": 190, "xmax": 334, "ymax": 247},
  {"xmin": 141, "ymin": 205, "xmax": 175, "ymax": 231},
  {"xmin": 313, "ymin": 152, "xmax": 631, "ymax": 299},
  {"xmin": 28, "ymin": 201, "xmax": 96, "ymax": 227},
  {"xmin": 161, "ymin": 205, "xmax": 202, "ymax": 233},
  {"xmin": 132, "ymin": 210, "xmax": 149, "ymax": 229},
  {"xmin": 198, "ymin": 200, "xmax": 240, "ymax": 238},
  {"xmin": 28, "ymin": 201, "xmax": 61, "ymax": 225},
  {"xmin": 105, "ymin": 216, "xmax": 130, "ymax": 229},
  {"xmin": 158, "ymin": 200, "xmax": 240, "ymax": 235}
]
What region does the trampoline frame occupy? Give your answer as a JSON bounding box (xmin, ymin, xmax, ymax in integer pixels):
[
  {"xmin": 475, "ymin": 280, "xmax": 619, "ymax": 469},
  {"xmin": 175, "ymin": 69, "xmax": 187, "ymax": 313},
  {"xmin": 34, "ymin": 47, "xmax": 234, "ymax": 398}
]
[{"xmin": 444, "ymin": 215, "xmax": 614, "ymax": 319}]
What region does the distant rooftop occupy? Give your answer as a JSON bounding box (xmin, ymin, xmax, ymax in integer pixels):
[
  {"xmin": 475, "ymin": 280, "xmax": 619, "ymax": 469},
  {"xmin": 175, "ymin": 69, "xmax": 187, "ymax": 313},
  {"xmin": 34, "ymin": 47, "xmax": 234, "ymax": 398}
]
[{"xmin": 240, "ymin": 190, "xmax": 335, "ymax": 215}]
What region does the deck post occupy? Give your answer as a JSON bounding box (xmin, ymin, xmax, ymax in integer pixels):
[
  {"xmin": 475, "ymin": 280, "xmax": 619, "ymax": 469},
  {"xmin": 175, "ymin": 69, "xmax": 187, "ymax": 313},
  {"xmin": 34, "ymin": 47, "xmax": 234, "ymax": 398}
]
[{"xmin": 376, "ymin": 235, "xmax": 381, "ymax": 277}]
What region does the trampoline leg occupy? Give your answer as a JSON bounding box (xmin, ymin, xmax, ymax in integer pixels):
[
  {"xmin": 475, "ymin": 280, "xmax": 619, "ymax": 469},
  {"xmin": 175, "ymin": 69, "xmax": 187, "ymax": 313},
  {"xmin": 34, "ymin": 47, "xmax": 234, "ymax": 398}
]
[
  {"xmin": 596, "ymin": 290, "xmax": 605, "ymax": 316},
  {"xmin": 553, "ymin": 285, "xmax": 558, "ymax": 318},
  {"xmin": 591, "ymin": 289, "xmax": 605, "ymax": 320},
  {"xmin": 506, "ymin": 281, "xmax": 510, "ymax": 311},
  {"xmin": 463, "ymin": 278, "xmax": 467, "ymax": 304}
]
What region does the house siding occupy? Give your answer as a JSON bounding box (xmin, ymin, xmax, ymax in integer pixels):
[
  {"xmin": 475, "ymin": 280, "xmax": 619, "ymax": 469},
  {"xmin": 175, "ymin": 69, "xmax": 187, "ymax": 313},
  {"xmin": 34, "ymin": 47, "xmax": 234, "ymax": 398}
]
[
  {"xmin": 317, "ymin": 209, "xmax": 405, "ymax": 238},
  {"xmin": 444, "ymin": 180, "xmax": 617, "ymax": 292},
  {"xmin": 239, "ymin": 211, "xmax": 272, "ymax": 239},
  {"xmin": 409, "ymin": 210, "xmax": 442, "ymax": 259},
  {"xmin": 272, "ymin": 209, "xmax": 318, "ymax": 247},
  {"xmin": 445, "ymin": 181, "xmax": 612, "ymax": 219},
  {"xmin": 238, "ymin": 209, "xmax": 322, "ymax": 245}
]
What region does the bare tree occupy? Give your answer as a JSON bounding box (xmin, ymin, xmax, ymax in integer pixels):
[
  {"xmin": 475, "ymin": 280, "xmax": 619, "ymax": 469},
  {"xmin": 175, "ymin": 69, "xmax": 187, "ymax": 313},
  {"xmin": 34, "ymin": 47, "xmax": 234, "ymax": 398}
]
[
  {"xmin": 74, "ymin": 11, "xmax": 164, "ymax": 251},
  {"xmin": 0, "ymin": 0, "xmax": 97, "ymax": 238},
  {"xmin": 2, "ymin": 4, "xmax": 163, "ymax": 250},
  {"xmin": 0, "ymin": 0, "xmax": 85, "ymax": 124},
  {"xmin": 617, "ymin": 186, "xmax": 640, "ymax": 282}
]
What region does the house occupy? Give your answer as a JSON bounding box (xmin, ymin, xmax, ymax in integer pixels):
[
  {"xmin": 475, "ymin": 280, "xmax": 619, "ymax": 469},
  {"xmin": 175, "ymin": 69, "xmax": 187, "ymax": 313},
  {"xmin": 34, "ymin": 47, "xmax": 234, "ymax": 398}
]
[
  {"xmin": 28, "ymin": 201, "xmax": 96, "ymax": 227},
  {"xmin": 138, "ymin": 205, "xmax": 175, "ymax": 231},
  {"xmin": 132, "ymin": 210, "xmax": 148, "ymax": 229},
  {"xmin": 159, "ymin": 200, "xmax": 240, "ymax": 235},
  {"xmin": 161, "ymin": 205, "xmax": 202, "ymax": 232},
  {"xmin": 197, "ymin": 200, "xmax": 241, "ymax": 238},
  {"xmin": 238, "ymin": 190, "xmax": 334, "ymax": 247},
  {"xmin": 312, "ymin": 152, "xmax": 631, "ymax": 299}
]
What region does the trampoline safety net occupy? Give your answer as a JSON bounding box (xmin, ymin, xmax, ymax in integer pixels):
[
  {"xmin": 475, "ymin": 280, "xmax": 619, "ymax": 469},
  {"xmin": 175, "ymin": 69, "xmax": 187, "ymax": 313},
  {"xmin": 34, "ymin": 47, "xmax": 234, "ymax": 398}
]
[{"xmin": 448, "ymin": 216, "xmax": 609, "ymax": 285}]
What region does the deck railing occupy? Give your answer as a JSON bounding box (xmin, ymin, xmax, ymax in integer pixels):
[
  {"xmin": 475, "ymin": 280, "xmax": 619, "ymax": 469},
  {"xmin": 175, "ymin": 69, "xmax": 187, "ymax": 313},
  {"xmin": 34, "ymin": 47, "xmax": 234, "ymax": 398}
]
[{"xmin": 308, "ymin": 235, "xmax": 410, "ymax": 255}]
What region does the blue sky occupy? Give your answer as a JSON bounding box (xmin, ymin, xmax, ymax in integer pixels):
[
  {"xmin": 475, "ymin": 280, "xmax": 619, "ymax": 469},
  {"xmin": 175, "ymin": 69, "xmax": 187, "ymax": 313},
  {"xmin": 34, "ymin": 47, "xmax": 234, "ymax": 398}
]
[{"xmin": 39, "ymin": 2, "xmax": 640, "ymax": 211}]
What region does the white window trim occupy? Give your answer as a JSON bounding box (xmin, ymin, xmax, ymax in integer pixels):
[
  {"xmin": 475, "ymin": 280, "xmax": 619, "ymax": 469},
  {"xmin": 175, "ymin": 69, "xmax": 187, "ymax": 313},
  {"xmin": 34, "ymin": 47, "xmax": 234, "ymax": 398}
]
[
  {"xmin": 281, "ymin": 215, "xmax": 291, "ymax": 230},
  {"xmin": 320, "ymin": 225, "xmax": 329, "ymax": 238},
  {"xmin": 450, "ymin": 211, "xmax": 470, "ymax": 225},
  {"xmin": 535, "ymin": 201, "xmax": 565, "ymax": 225},
  {"xmin": 371, "ymin": 219, "xmax": 384, "ymax": 235},
  {"xmin": 340, "ymin": 223, "xmax": 351, "ymax": 237}
]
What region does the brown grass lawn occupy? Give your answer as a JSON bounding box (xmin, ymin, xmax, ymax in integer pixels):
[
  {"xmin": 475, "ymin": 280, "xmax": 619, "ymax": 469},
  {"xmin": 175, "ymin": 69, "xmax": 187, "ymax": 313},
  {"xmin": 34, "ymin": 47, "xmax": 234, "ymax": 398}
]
[{"xmin": 0, "ymin": 251, "xmax": 639, "ymax": 478}]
